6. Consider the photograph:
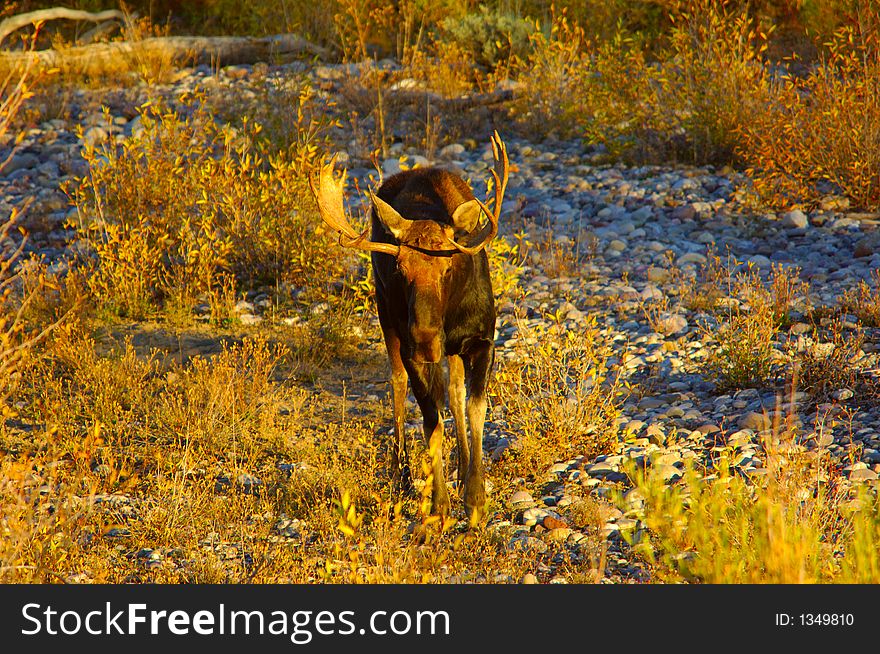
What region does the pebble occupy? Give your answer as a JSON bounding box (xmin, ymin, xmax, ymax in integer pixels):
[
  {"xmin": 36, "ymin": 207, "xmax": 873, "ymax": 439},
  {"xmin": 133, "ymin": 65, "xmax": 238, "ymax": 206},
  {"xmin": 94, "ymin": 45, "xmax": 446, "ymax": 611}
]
[
  {"xmin": 508, "ymin": 490, "xmax": 535, "ymax": 509},
  {"xmin": 654, "ymin": 313, "xmax": 688, "ymax": 336}
]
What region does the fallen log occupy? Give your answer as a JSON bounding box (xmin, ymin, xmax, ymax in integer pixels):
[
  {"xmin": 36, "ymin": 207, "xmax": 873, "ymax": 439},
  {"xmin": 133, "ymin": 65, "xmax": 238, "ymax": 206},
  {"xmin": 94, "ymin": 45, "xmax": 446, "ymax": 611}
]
[{"xmin": 0, "ymin": 33, "xmax": 329, "ymax": 72}]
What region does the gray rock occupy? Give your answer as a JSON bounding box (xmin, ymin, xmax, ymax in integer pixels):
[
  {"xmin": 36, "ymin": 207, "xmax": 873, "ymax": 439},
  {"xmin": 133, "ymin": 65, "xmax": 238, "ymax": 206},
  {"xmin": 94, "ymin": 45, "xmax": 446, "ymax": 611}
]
[
  {"xmin": 508, "ymin": 489, "xmax": 535, "ymax": 510},
  {"xmin": 780, "ymin": 209, "xmax": 808, "ymax": 229},
  {"xmin": 739, "ymin": 412, "xmax": 772, "ymax": 432},
  {"xmin": 3, "ymin": 152, "xmax": 40, "ymax": 174},
  {"xmin": 83, "ymin": 126, "xmax": 109, "ymax": 146},
  {"xmin": 654, "ymin": 313, "xmax": 688, "ymax": 336},
  {"xmin": 382, "ymin": 158, "xmax": 402, "ymax": 176},
  {"xmin": 439, "ymin": 143, "xmax": 465, "ymax": 158},
  {"xmin": 847, "ymin": 467, "xmax": 879, "ymax": 482},
  {"xmin": 651, "ymin": 464, "xmax": 683, "ymax": 483}
]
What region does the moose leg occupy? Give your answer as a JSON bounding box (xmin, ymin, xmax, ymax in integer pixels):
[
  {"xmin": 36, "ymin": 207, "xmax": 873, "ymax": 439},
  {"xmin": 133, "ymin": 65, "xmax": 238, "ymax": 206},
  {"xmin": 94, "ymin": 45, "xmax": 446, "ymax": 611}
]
[
  {"xmin": 448, "ymin": 354, "xmax": 469, "ymax": 493},
  {"xmin": 407, "ymin": 361, "xmax": 451, "ymax": 517},
  {"xmin": 382, "ymin": 327, "xmax": 411, "ymax": 493},
  {"xmin": 463, "ymin": 341, "xmax": 494, "ymax": 522}
]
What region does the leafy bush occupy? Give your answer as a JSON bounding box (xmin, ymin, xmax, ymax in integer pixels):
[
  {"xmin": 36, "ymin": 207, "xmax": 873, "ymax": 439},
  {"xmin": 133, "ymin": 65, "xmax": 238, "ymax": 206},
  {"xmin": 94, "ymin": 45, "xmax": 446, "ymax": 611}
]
[
  {"xmin": 516, "ymin": 1, "xmax": 772, "ymax": 162},
  {"xmin": 511, "ymin": 8, "xmax": 589, "ymax": 139},
  {"xmin": 441, "ymin": 5, "xmax": 536, "ymax": 71},
  {"xmin": 68, "ymin": 88, "xmax": 340, "ymax": 320},
  {"xmin": 739, "ymin": 16, "xmax": 880, "ymax": 210},
  {"xmin": 493, "ymin": 318, "xmax": 624, "ymax": 476}
]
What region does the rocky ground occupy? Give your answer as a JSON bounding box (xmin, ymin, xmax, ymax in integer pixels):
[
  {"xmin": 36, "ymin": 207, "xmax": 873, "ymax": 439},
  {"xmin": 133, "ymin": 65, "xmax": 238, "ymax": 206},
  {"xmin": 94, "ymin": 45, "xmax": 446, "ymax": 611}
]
[{"xmin": 3, "ymin": 60, "xmax": 880, "ymax": 583}]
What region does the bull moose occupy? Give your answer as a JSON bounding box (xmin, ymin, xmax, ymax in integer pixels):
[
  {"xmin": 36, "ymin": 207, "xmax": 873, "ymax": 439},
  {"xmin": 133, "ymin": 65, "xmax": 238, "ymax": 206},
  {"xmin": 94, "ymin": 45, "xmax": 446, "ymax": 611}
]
[{"xmin": 310, "ymin": 132, "xmax": 509, "ymax": 521}]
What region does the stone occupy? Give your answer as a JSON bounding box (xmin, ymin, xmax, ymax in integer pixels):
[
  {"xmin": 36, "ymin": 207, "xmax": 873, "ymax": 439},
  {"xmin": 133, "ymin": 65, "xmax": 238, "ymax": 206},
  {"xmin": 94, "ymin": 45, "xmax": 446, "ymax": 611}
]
[
  {"xmin": 652, "ymin": 464, "xmax": 683, "ymax": 483},
  {"xmin": 83, "ymin": 126, "xmax": 109, "ymax": 146},
  {"xmin": 439, "ymin": 143, "xmax": 465, "ymax": 158},
  {"xmin": 848, "ymin": 467, "xmax": 879, "ymax": 482},
  {"xmin": 3, "ymin": 152, "xmax": 39, "ymax": 174},
  {"xmin": 672, "ymin": 204, "xmax": 697, "ymax": 221},
  {"xmin": 854, "ymin": 236, "xmax": 877, "ymax": 258},
  {"xmin": 587, "ymin": 462, "xmax": 617, "ymax": 478},
  {"xmin": 382, "ymin": 158, "xmax": 402, "ymax": 176},
  {"xmin": 546, "ymin": 527, "xmax": 573, "ymax": 542},
  {"xmin": 522, "ymin": 507, "xmax": 551, "ymax": 527},
  {"xmin": 739, "ymin": 412, "xmax": 772, "ymax": 431},
  {"xmin": 654, "ymin": 313, "xmax": 688, "ymax": 336},
  {"xmin": 638, "ymin": 397, "xmax": 665, "ymax": 410},
  {"xmin": 677, "ymin": 252, "xmax": 707, "ymax": 266},
  {"xmin": 508, "ymin": 490, "xmax": 535, "ymax": 510},
  {"xmin": 542, "ymin": 515, "xmax": 568, "ymax": 530},
  {"xmin": 780, "ymin": 210, "xmax": 808, "ymax": 229}
]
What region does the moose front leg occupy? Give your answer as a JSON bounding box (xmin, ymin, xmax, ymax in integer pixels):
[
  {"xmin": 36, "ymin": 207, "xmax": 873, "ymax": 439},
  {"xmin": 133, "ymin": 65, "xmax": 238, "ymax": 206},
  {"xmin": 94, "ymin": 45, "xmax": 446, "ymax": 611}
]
[
  {"xmin": 408, "ymin": 361, "xmax": 451, "ymax": 517},
  {"xmin": 382, "ymin": 327, "xmax": 411, "ymax": 494},
  {"xmin": 463, "ymin": 340, "xmax": 494, "ymax": 523},
  {"xmin": 448, "ymin": 354, "xmax": 469, "ymax": 491}
]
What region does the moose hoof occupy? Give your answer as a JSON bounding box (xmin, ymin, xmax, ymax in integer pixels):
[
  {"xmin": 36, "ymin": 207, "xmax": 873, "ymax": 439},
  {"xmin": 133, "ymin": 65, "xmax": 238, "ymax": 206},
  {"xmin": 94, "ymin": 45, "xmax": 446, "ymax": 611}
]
[
  {"xmin": 432, "ymin": 489, "xmax": 451, "ymax": 518},
  {"xmin": 464, "ymin": 485, "xmax": 487, "ymax": 525}
]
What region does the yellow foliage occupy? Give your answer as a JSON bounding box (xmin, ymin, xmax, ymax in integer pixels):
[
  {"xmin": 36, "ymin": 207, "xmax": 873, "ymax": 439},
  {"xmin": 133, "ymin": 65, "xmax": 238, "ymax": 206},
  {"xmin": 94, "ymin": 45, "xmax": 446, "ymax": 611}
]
[
  {"xmin": 739, "ymin": 16, "xmax": 880, "ymax": 210},
  {"xmin": 68, "ymin": 89, "xmax": 340, "ymax": 320}
]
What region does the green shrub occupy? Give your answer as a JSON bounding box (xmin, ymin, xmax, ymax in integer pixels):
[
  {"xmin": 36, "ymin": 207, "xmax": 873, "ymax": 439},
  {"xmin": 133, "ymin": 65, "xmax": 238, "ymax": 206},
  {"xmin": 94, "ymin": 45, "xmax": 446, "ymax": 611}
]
[{"xmin": 441, "ymin": 5, "xmax": 536, "ymax": 70}]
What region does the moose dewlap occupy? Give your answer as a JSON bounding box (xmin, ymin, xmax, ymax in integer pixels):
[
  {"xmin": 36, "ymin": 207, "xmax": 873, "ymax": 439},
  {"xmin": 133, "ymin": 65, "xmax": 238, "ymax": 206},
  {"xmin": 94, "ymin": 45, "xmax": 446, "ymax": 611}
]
[{"xmin": 310, "ymin": 132, "xmax": 509, "ymax": 521}]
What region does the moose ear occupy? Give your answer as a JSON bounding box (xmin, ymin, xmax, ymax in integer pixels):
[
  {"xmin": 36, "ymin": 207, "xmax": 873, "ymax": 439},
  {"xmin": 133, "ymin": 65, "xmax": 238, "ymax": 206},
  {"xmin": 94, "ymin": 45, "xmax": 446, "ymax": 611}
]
[
  {"xmin": 370, "ymin": 191, "xmax": 410, "ymax": 240},
  {"xmin": 451, "ymin": 199, "xmax": 484, "ymax": 234}
]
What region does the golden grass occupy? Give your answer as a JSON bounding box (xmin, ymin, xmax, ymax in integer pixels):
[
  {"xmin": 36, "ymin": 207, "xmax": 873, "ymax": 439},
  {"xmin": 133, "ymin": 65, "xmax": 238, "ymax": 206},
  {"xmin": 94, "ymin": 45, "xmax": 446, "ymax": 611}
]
[{"xmin": 630, "ymin": 428, "xmax": 880, "ymax": 583}]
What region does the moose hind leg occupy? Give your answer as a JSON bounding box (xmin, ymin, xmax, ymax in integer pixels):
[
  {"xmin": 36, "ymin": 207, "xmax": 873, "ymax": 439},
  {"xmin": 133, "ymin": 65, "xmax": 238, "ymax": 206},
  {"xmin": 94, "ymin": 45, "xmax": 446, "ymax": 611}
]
[{"xmin": 407, "ymin": 360, "xmax": 451, "ymax": 517}]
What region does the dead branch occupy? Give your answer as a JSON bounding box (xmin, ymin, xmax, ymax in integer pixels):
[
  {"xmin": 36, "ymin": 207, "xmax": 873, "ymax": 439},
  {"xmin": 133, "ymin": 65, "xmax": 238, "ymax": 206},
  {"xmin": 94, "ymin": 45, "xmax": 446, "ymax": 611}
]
[
  {"xmin": 0, "ymin": 7, "xmax": 125, "ymax": 46},
  {"xmin": 389, "ymin": 87, "xmax": 516, "ymax": 110}
]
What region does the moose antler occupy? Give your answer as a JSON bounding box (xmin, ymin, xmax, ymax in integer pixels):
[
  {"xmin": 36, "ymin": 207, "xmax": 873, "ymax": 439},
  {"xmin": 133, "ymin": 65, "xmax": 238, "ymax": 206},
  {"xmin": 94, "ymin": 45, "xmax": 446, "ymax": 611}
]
[
  {"xmin": 446, "ymin": 130, "xmax": 508, "ymax": 255},
  {"xmin": 309, "ymin": 158, "xmax": 401, "ymax": 257}
]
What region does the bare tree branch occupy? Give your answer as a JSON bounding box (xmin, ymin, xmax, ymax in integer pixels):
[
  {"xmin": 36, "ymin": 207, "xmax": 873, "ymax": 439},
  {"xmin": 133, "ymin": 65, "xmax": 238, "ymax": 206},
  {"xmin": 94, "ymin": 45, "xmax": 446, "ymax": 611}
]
[{"xmin": 0, "ymin": 7, "xmax": 125, "ymax": 46}]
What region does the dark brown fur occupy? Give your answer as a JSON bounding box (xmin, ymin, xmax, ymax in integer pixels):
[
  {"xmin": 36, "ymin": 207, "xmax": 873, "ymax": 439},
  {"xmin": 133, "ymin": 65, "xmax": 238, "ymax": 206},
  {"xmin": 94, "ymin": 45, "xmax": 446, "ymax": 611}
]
[{"xmin": 371, "ymin": 168, "xmax": 496, "ymax": 520}]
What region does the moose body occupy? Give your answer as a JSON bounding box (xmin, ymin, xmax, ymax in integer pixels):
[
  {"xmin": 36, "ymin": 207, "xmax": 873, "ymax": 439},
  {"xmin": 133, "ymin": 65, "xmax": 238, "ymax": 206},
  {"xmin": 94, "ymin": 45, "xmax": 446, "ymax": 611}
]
[{"xmin": 311, "ymin": 133, "xmax": 509, "ymax": 520}]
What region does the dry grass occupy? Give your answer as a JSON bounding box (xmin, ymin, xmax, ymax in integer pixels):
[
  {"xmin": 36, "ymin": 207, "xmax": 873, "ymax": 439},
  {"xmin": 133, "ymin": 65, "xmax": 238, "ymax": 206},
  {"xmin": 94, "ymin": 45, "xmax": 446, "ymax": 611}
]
[
  {"xmin": 0, "ymin": 316, "xmax": 613, "ymax": 584},
  {"xmin": 491, "ymin": 315, "xmax": 626, "ymax": 479},
  {"xmin": 839, "ymin": 269, "xmax": 880, "ymax": 328},
  {"xmin": 631, "ymin": 420, "xmax": 880, "ymax": 583}
]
